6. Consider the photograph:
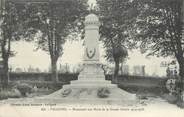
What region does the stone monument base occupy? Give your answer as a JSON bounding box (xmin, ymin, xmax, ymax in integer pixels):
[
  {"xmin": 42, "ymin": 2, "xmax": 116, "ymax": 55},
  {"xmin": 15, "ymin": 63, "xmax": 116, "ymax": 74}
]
[
  {"xmin": 40, "ymin": 64, "xmax": 137, "ymax": 105},
  {"xmin": 40, "ymin": 84, "xmax": 137, "ymax": 105}
]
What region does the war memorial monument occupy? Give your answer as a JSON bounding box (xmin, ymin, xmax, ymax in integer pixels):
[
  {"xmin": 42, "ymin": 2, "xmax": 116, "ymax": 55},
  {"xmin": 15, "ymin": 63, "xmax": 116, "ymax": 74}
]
[{"xmin": 40, "ymin": 13, "xmax": 137, "ymax": 105}]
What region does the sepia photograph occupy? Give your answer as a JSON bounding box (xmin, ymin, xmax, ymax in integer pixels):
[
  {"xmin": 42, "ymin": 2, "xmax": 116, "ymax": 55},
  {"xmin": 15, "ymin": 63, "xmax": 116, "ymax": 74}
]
[{"xmin": 0, "ymin": 0, "xmax": 184, "ymax": 117}]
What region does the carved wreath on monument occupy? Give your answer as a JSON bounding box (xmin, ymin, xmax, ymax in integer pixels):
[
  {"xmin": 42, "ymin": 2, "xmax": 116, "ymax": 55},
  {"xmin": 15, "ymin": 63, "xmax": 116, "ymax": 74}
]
[
  {"xmin": 97, "ymin": 87, "xmax": 110, "ymax": 98},
  {"xmin": 86, "ymin": 48, "xmax": 96, "ymax": 59},
  {"xmin": 61, "ymin": 89, "xmax": 72, "ymax": 97}
]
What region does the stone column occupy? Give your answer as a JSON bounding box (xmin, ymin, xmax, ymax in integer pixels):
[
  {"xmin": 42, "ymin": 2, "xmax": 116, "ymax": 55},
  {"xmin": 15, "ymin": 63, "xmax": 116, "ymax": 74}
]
[
  {"xmin": 77, "ymin": 14, "xmax": 105, "ymax": 81},
  {"xmin": 83, "ymin": 14, "xmax": 100, "ymax": 63}
]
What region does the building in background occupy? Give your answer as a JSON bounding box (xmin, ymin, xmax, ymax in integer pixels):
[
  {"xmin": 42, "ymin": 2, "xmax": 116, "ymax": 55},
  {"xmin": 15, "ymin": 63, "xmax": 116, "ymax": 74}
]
[
  {"xmin": 132, "ymin": 65, "xmax": 145, "ymax": 76},
  {"xmin": 120, "ymin": 65, "xmax": 129, "ymax": 75}
]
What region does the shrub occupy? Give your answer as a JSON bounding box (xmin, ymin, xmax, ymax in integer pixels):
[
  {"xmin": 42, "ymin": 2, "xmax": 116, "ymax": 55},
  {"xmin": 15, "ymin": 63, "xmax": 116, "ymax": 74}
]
[
  {"xmin": 0, "ymin": 89, "xmax": 21, "ymax": 100},
  {"xmin": 162, "ymin": 93, "xmax": 178, "ymax": 104},
  {"xmin": 15, "ymin": 83, "xmax": 33, "ymax": 97},
  {"xmin": 49, "ymin": 83, "xmax": 63, "ymax": 91},
  {"xmin": 0, "ymin": 91, "xmax": 9, "ymax": 100},
  {"xmin": 97, "ymin": 87, "xmax": 110, "ymax": 98}
]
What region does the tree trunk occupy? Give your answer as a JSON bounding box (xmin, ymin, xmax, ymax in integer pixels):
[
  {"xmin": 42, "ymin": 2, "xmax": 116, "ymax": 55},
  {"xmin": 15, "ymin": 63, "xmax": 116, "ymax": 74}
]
[
  {"xmin": 113, "ymin": 58, "xmax": 120, "ymax": 84},
  {"xmin": 1, "ymin": 59, "xmax": 9, "ymax": 89},
  {"xmin": 176, "ymin": 55, "xmax": 184, "ymax": 105},
  {"xmin": 177, "ymin": 55, "xmax": 184, "ymax": 88},
  {"xmin": 51, "ymin": 58, "xmax": 58, "ymax": 83}
]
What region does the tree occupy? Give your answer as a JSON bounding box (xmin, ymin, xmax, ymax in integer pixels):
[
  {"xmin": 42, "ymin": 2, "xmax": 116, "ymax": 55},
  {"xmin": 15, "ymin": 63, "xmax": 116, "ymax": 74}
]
[
  {"xmin": 96, "ymin": 0, "xmax": 138, "ymax": 83},
  {"xmin": 22, "ymin": 0, "xmax": 88, "ymax": 82},
  {"xmin": 0, "ymin": 1, "xmax": 25, "ymax": 89},
  {"xmin": 105, "ymin": 44, "xmax": 128, "ymax": 83},
  {"xmin": 135, "ymin": 0, "xmax": 183, "ymax": 76},
  {"xmin": 134, "ymin": 0, "xmax": 184, "ymax": 104}
]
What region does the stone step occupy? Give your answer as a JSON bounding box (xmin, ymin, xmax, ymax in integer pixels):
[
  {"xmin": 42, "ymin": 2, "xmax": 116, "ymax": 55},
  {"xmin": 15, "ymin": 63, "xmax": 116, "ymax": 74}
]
[
  {"xmin": 74, "ymin": 78, "xmax": 107, "ymax": 82},
  {"xmin": 78, "ymin": 77, "xmax": 105, "ymax": 80},
  {"xmin": 78, "ymin": 75, "xmax": 105, "ymax": 78},
  {"xmin": 78, "ymin": 77, "xmax": 105, "ymax": 79},
  {"xmin": 63, "ymin": 83, "xmax": 117, "ymax": 89},
  {"xmin": 70, "ymin": 80, "xmax": 112, "ymax": 84}
]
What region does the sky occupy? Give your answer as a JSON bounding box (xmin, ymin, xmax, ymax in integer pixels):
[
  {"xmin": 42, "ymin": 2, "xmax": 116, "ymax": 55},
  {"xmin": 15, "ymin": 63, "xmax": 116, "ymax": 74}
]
[{"xmin": 8, "ymin": 0, "xmax": 173, "ymax": 76}]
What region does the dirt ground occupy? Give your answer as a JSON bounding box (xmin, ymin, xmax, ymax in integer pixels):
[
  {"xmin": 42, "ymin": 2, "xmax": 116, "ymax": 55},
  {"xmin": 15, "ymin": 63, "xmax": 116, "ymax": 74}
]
[{"xmin": 0, "ymin": 96, "xmax": 183, "ymax": 117}]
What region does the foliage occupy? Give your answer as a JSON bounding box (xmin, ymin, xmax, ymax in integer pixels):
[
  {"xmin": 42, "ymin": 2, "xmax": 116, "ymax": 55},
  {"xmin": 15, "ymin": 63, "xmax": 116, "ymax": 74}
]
[
  {"xmin": 135, "ymin": 0, "xmax": 183, "ymax": 57},
  {"xmin": 96, "ymin": 0, "xmax": 139, "ymax": 81},
  {"xmin": 0, "ymin": 89, "xmax": 21, "ymax": 100},
  {"xmin": 15, "ymin": 82, "xmax": 33, "ymax": 97},
  {"xmin": 97, "ymin": 0, "xmax": 139, "ymax": 59},
  {"xmin": 22, "ymin": 0, "xmax": 88, "ymax": 52}
]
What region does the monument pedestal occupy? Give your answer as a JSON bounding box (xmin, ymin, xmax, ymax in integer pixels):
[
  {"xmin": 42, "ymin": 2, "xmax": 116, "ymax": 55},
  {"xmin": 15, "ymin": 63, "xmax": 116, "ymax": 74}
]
[
  {"xmin": 64, "ymin": 63, "xmax": 117, "ymax": 88},
  {"xmin": 44, "ymin": 62, "xmax": 137, "ymax": 105}
]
